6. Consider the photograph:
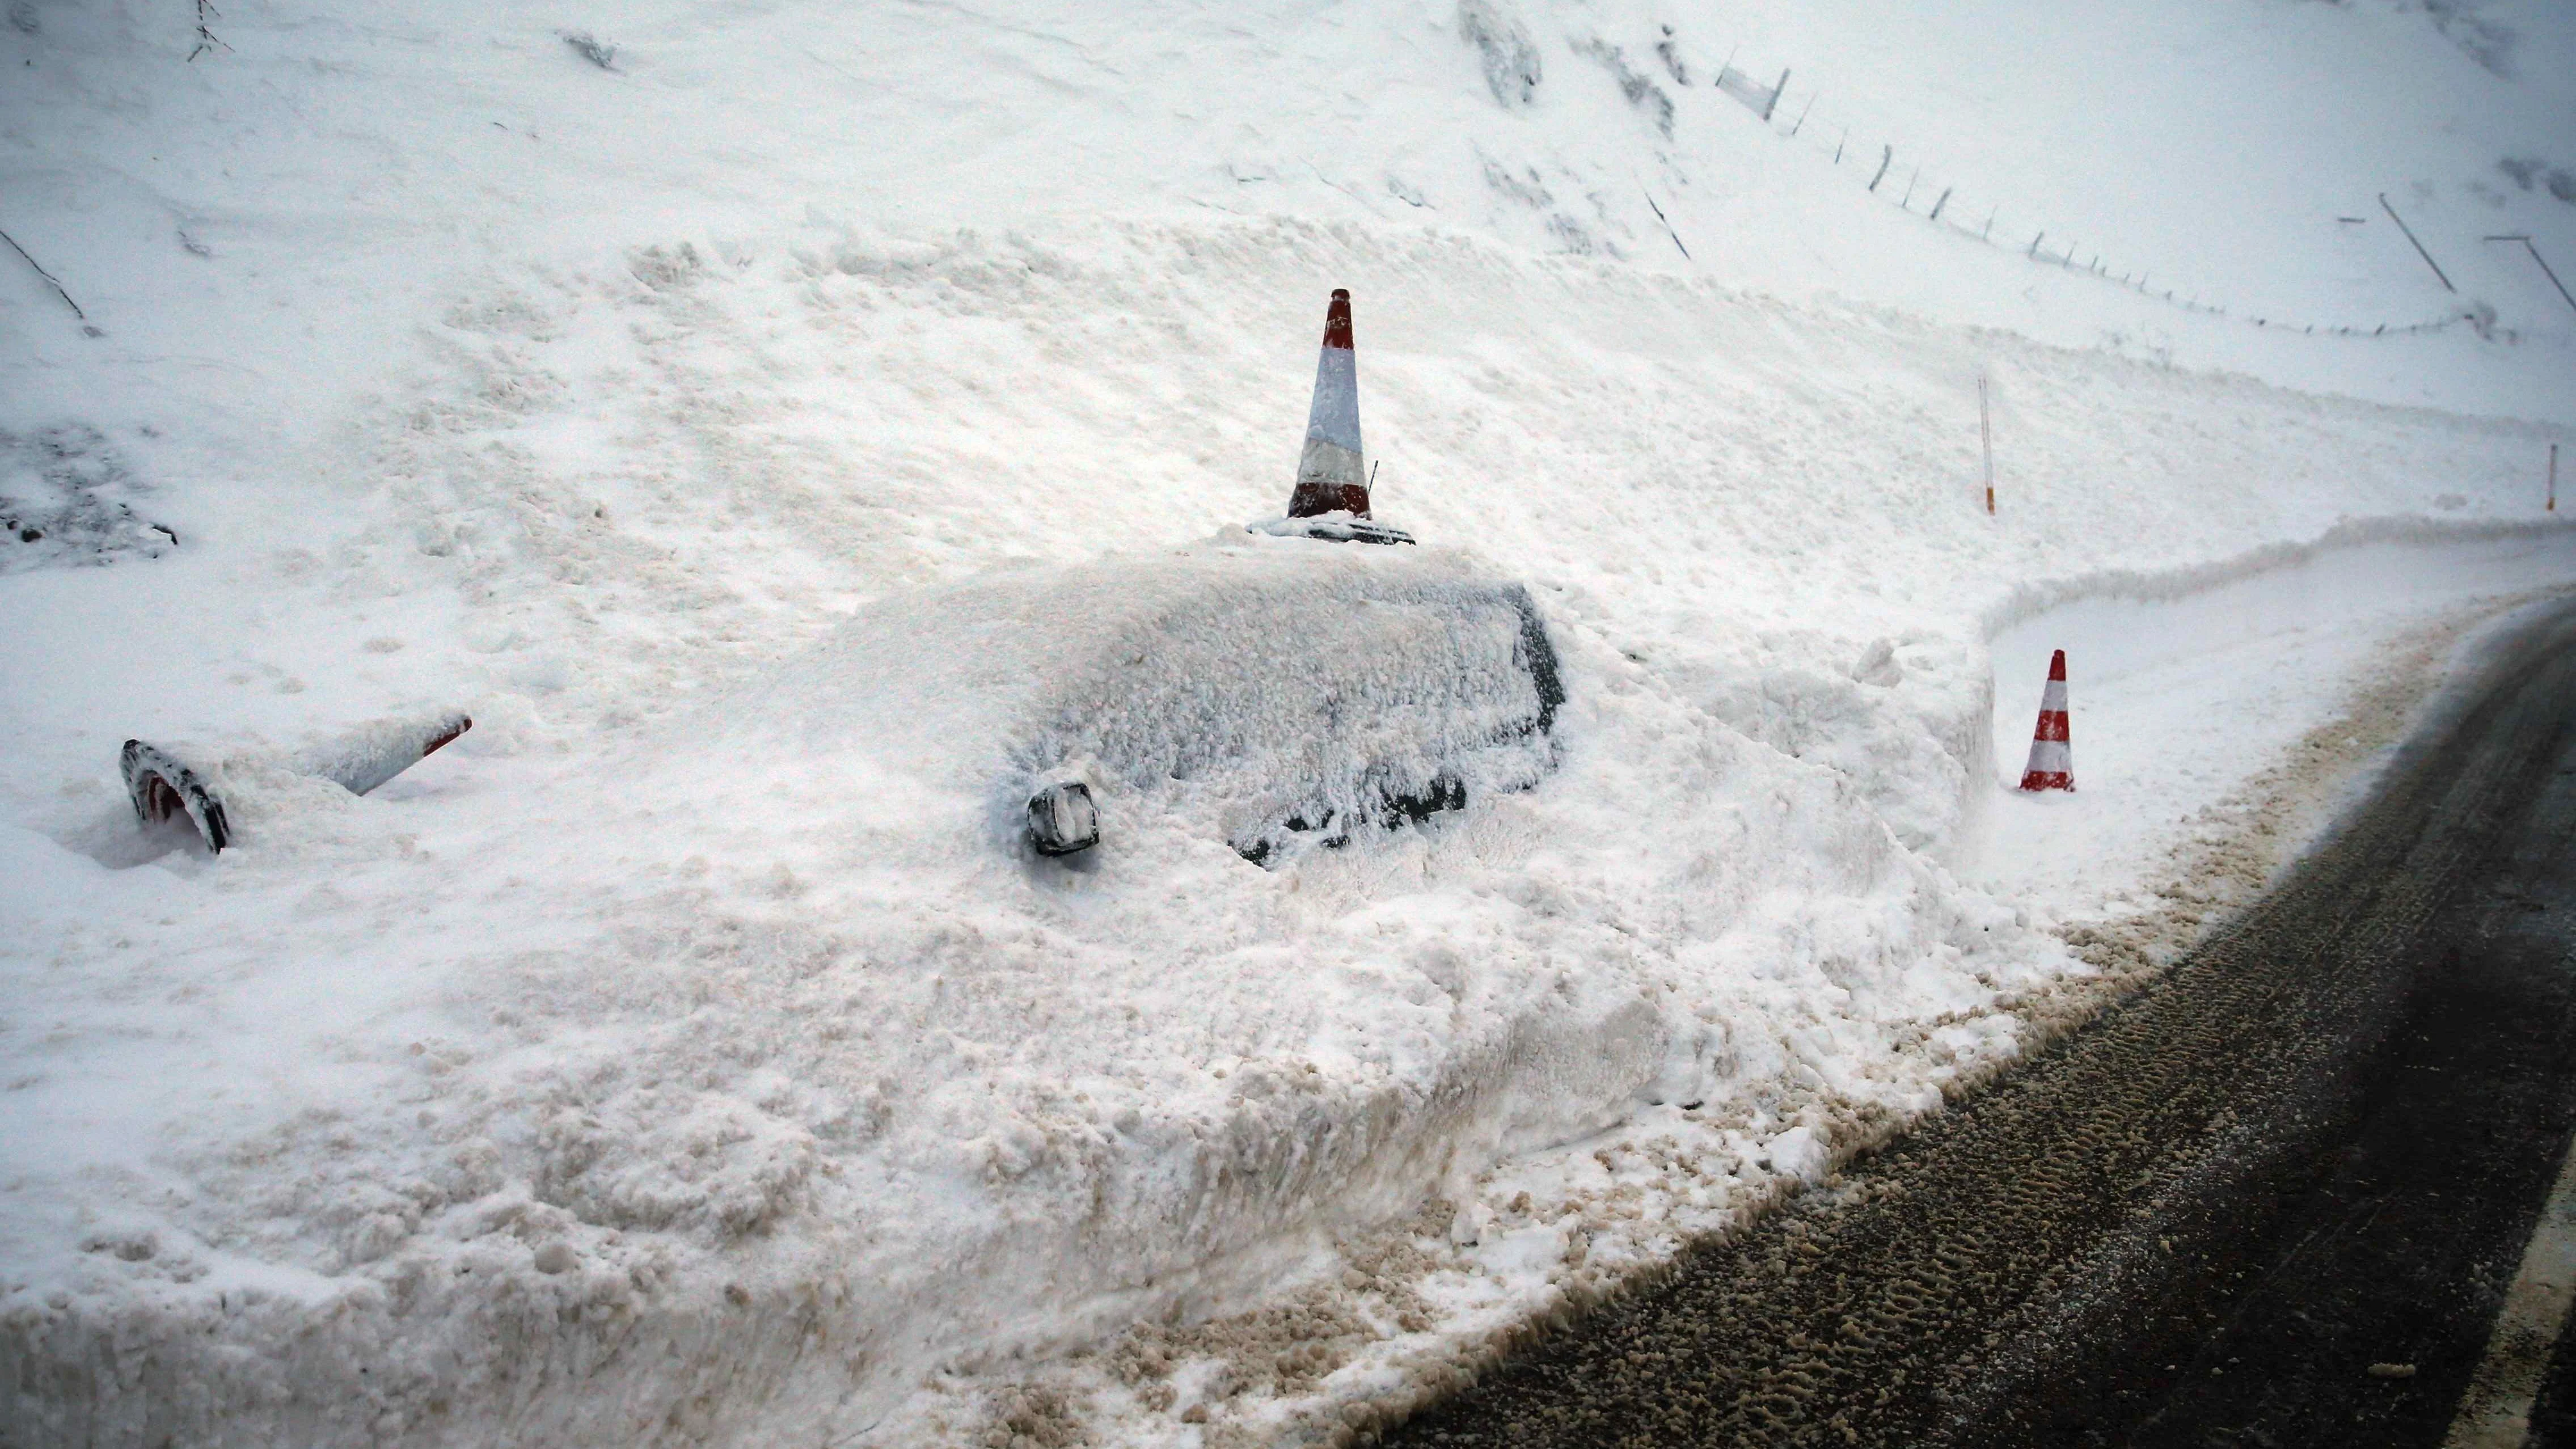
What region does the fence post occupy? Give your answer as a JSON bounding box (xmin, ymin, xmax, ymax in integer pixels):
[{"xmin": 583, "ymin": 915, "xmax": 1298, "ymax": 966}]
[
  {"xmin": 2529, "ymin": 241, "xmax": 2576, "ymax": 318},
  {"xmin": 2552, "ymin": 442, "xmax": 2560, "ymax": 513},
  {"xmin": 1929, "ymin": 187, "xmax": 1951, "ymax": 221},
  {"xmin": 2379, "ymin": 193, "xmax": 2455, "ymax": 293},
  {"xmin": 2484, "ymin": 235, "xmax": 2576, "ymax": 319},
  {"xmin": 1869, "ymin": 145, "xmax": 1892, "ymax": 192},
  {"xmin": 1763, "ymin": 69, "xmax": 1790, "ymax": 122}
]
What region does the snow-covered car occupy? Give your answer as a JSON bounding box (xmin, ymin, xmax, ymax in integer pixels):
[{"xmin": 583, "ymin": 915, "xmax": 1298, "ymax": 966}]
[{"xmin": 742, "ymin": 539, "xmax": 1565, "ymax": 868}]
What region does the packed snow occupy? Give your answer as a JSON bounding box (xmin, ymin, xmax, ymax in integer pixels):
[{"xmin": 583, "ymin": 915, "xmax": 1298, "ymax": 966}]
[{"xmin": 3, "ymin": 1, "xmax": 2574, "ymax": 1446}]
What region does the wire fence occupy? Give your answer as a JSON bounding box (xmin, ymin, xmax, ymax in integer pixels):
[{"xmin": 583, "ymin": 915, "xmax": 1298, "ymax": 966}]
[{"xmin": 1694, "ymin": 54, "xmax": 2481, "ymax": 341}]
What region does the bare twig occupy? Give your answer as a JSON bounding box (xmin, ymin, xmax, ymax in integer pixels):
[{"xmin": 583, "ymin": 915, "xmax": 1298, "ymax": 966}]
[{"xmin": 1, "ymin": 226, "xmax": 86, "ymax": 320}]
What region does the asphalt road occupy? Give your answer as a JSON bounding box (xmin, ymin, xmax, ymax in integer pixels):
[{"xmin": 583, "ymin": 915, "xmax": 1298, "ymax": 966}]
[{"xmin": 1382, "ymin": 595, "xmax": 2576, "ymax": 1449}]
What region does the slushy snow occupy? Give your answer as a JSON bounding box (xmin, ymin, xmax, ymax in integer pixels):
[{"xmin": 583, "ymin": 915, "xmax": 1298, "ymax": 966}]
[{"xmin": 3, "ymin": 1, "xmax": 2574, "ymax": 1446}]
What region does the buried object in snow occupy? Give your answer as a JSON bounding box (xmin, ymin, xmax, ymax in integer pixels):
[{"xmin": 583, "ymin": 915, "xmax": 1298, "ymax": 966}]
[
  {"xmin": 1027, "ymin": 780, "xmax": 1101, "ymax": 856},
  {"xmin": 1034, "ymin": 555, "xmax": 1561, "ymax": 864},
  {"xmin": 122, "ymin": 710, "xmax": 472, "ymax": 852},
  {"xmin": 723, "ymin": 544, "xmax": 1562, "ymax": 864}
]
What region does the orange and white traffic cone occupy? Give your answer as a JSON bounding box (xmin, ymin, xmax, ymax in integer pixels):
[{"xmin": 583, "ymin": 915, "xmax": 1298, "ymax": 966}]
[
  {"xmin": 1253, "ymin": 289, "xmax": 1413, "ymax": 546},
  {"xmin": 2017, "ymin": 649, "xmax": 2074, "ymax": 791}
]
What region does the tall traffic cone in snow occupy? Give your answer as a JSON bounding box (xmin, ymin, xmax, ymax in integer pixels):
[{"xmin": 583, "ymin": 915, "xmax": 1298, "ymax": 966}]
[
  {"xmin": 2017, "ymin": 650, "xmax": 2074, "ymax": 791},
  {"xmin": 1290, "ymin": 289, "xmax": 1368, "ymax": 519},
  {"xmin": 1252, "ymin": 289, "xmax": 1413, "ymax": 546}
]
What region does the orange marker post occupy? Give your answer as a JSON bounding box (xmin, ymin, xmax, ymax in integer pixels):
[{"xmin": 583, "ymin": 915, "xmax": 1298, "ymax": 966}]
[{"xmin": 1979, "ymin": 372, "xmax": 1995, "ymax": 516}]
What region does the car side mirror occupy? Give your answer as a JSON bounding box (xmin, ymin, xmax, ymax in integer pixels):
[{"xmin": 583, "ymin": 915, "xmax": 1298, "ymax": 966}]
[{"xmin": 1027, "ymin": 781, "xmax": 1099, "ymax": 856}]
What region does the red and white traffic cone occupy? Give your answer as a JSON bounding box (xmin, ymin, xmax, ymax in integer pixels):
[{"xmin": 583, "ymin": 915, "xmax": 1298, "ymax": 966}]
[
  {"xmin": 2017, "ymin": 649, "xmax": 2074, "ymax": 791},
  {"xmin": 1253, "ymin": 289, "xmax": 1413, "ymax": 546},
  {"xmin": 121, "ymin": 709, "xmax": 471, "ymax": 854},
  {"xmin": 1289, "ymin": 288, "xmax": 1368, "ymax": 519},
  {"xmin": 289, "ymin": 709, "xmax": 473, "ymax": 797}
]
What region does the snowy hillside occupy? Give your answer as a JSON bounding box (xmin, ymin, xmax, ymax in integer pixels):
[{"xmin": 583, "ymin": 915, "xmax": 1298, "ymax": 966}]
[{"xmin": 4, "ymin": 2, "xmax": 2575, "ymax": 1447}]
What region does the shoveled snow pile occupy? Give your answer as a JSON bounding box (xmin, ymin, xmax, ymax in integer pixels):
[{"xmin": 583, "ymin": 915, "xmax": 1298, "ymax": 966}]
[{"xmin": 3, "ymin": 1, "xmax": 2574, "ymax": 1447}]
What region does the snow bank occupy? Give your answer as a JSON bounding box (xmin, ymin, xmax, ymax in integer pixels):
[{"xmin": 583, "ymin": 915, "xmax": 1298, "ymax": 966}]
[
  {"xmin": 0, "ymin": 546, "xmax": 2017, "ymax": 1449},
  {"xmin": 1978, "ymin": 531, "xmax": 2576, "ymax": 924},
  {"xmin": 5, "ymin": 214, "xmax": 2569, "ymax": 1447}
]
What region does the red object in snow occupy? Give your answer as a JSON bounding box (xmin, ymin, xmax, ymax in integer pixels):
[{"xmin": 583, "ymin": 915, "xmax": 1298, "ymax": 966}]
[
  {"xmin": 2017, "ymin": 649, "xmax": 2074, "ymax": 791},
  {"xmin": 1286, "ymin": 289, "xmax": 1370, "ymax": 521},
  {"xmin": 1252, "ymin": 289, "xmax": 1413, "ymax": 546},
  {"xmin": 120, "ymin": 710, "xmax": 474, "ymax": 854}
]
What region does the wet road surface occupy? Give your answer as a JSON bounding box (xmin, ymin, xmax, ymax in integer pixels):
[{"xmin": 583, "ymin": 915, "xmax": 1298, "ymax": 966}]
[{"xmin": 1382, "ymin": 596, "xmax": 2576, "ymax": 1449}]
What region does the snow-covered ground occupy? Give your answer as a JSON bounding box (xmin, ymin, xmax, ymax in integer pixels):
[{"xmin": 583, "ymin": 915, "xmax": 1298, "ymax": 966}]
[
  {"xmin": 5, "ymin": 2, "xmax": 2575, "ymax": 1446},
  {"xmin": 1981, "ymin": 534, "xmax": 2576, "ymax": 903}
]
